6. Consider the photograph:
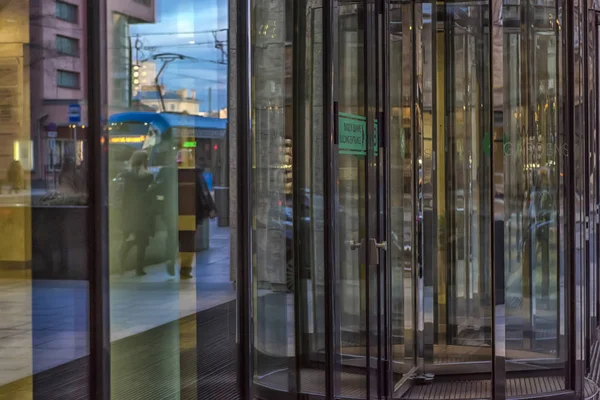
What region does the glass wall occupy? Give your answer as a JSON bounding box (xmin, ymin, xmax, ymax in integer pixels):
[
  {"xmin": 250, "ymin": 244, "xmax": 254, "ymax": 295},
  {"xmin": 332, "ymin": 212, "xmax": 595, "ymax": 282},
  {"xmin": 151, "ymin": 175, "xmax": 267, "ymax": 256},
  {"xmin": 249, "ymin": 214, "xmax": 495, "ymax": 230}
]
[
  {"xmin": 500, "ymin": 1, "xmax": 567, "ymax": 391},
  {"xmin": 105, "ymin": 0, "xmax": 238, "ymax": 398},
  {"xmin": 0, "ymin": 0, "xmax": 91, "ymax": 398},
  {"xmin": 250, "ymin": 0, "xmax": 328, "ymax": 394},
  {"xmin": 248, "ymin": 0, "xmax": 583, "ymax": 399},
  {"xmin": 389, "ymin": 0, "xmax": 415, "ymax": 380},
  {"xmin": 336, "ymin": 0, "xmax": 368, "ymax": 393},
  {"xmin": 423, "ymin": 4, "xmax": 493, "ymax": 380}
]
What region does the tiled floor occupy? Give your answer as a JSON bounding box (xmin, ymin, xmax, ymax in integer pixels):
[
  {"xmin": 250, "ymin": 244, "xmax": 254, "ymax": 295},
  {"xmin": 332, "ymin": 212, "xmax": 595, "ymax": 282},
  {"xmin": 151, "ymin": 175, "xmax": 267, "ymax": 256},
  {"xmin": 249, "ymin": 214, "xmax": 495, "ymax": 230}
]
[{"xmin": 0, "ymin": 221, "xmax": 235, "ymax": 387}]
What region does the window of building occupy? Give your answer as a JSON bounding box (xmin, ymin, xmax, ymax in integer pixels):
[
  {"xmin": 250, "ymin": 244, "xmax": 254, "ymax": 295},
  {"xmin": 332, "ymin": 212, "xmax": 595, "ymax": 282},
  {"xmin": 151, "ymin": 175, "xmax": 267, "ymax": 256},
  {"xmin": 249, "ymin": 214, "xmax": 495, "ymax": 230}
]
[
  {"xmin": 56, "ymin": 1, "xmax": 78, "ymax": 23},
  {"xmin": 57, "ymin": 70, "xmax": 80, "ymax": 89},
  {"xmin": 56, "ymin": 35, "xmax": 79, "ymax": 57},
  {"xmin": 170, "ymin": 104, "xmax": 176, "ymax": 111},
  {"xmin": 134, "ymin": 0, "xmax": 152, "ymax": 5}
]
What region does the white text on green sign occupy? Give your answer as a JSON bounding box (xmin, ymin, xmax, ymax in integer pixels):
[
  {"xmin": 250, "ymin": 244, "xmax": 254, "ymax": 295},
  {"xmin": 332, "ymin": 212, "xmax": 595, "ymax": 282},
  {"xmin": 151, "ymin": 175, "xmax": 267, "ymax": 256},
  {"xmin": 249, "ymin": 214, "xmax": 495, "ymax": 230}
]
[{"xmin": 338, "ymin": 112, "xmax": 379, "ymax": 156}]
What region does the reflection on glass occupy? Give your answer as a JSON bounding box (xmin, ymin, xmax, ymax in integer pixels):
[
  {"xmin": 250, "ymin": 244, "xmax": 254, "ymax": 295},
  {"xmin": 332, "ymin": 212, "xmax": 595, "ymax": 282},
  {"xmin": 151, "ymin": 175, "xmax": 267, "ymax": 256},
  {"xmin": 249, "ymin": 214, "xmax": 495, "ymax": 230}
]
[
  {"xmin": 298, "ymin": 0, "xmax": 327, "ymax": 393},
  {"xmin": 588, "ymin": 10, "xmax": 598, "ymax": 338},
  {"xmin": 390, "ymin": 1, "xmax": 415, "ymax": 383},
  {"xmin": 429, "ymin": 5, "xmax": 493, "ymax": 378},
  {"xmin": 502, "ymin": 0, "xmax": 566, "ymax": 393},
  {"xmin": 0, "ymin": 1, "xmax": 90, "ymax": 398},
  {"xmin": 336, "ymin": 2, "xmax": 369, "ymax": 396},
  {"xmin": 107, "ymin": 0, "xmax": 236, "ymax": 398},
  {"xmin": 250, "ymin": 0, "xmax": 295, "ymax": 392},
  {"xmin": 445, "ymin": 2, "xmax": 492, "ymax": 355},
  {"xmin": 250, "ymin": 0, "xmax": 329, "ymax": 394}
]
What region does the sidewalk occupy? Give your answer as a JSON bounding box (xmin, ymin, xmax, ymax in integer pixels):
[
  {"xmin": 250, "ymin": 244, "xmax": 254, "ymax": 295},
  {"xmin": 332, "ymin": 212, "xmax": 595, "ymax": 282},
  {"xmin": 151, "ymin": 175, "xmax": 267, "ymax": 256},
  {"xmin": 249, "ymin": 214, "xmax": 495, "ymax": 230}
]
[{"xmin": 0, "ymin": 221, "xmax": 235, "ymax": 387}]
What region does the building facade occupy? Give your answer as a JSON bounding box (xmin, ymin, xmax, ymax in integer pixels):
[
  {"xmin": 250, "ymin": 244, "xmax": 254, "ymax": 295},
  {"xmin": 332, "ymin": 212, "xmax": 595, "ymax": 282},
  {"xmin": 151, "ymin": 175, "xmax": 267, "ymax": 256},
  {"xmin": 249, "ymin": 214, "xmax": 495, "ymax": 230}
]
[
  {"xmin": 0, "ymin": 0, "xmax": 600, "ymax": 399},
  {"xmin": 134, "ymin": 88, "xmax": 201, "ymax": 114},
  {"xmin": 24, "ymin": 0, "xmax": 156, "ymax": 189}
]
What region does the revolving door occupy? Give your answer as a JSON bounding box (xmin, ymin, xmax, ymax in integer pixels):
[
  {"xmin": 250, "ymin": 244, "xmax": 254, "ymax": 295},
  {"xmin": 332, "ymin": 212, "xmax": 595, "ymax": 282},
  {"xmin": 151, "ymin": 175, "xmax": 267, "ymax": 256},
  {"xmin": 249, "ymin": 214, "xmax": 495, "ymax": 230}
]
[{"xmin": 244, "ymin": 0, "xmax": 595, "ymax": 398}]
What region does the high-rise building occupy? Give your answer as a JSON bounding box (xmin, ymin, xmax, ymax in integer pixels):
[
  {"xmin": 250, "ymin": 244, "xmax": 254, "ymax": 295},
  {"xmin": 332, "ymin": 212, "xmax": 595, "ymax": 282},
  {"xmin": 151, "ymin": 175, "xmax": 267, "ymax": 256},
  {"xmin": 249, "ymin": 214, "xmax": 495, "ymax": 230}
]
[
  {"xmin": 106, "ymin": 0, "xmax": 155, "ymax": 113},
  {"xmin": 26, "ymin": 0, "xmax": 156, "ymax": 188}
]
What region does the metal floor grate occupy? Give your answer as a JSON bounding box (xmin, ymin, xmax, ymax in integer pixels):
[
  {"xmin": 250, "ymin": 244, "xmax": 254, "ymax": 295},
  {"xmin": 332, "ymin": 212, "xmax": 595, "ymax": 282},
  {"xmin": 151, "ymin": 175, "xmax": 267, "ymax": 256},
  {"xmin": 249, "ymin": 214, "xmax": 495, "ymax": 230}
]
[
  {"xmin": 0, "ymin": 300, "xmax": 240, "ymax": 400},
  {"xmin": 256, "ymin": 369, "xmax": 597, "ymax": 399},
  {"xmin": 257, "ymin": 368, "xmax": 367, "ymax": 398},
  {"xmin": 400, "ymin": 376, "xmax": 598, "ymax": 399}
]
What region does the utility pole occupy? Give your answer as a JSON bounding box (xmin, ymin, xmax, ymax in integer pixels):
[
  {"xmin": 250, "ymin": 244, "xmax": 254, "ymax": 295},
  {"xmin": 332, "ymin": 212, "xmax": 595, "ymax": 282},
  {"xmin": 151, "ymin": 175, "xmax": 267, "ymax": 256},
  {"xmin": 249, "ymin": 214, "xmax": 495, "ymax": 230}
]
[
  {"xmin": 213, "ymin": 31, "xmax": 227, "ymax": 65},
  {"xmin": 151, "ymin": 53, "xmax": 195, "ymax": 112}
]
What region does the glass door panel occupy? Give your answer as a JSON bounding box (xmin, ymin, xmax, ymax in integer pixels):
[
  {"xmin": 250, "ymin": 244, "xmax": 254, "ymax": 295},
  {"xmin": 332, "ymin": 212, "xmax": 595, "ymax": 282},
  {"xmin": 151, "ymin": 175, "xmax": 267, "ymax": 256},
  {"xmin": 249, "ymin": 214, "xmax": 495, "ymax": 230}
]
[
  {"xmin": 587, "ymin": 9, "xmax": 598, "ymax": 359},
  {"xmin": 336, "ymin": 1, "xmax": 375, "ymax": 397},
  {"xmin": 587, "ymin": 9, "xmax": 599, "ymax": 353},
  {"xmin": 389, "ymin": 0, "xmax": 416, "ymax": 387},
  {"xmin": 502, "ymin": 0, "xmax": 566, "ymax": 382},
  {"xmin": 500, "ymin": 1, "xmax": 571, "ymax": 396},
  {"xmin": 432, "ymin": 3, "xmax": 493, "ymax": 376},
  {"xmin": 334, "ymin": 0, "xmax": 384, "ymax": 397}
]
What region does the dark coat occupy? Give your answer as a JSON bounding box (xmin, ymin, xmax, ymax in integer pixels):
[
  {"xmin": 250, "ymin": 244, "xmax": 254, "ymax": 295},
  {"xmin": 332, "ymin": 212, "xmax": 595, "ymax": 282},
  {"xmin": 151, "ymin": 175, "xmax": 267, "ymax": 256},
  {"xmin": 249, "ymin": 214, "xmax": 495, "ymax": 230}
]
[
  {"xmin": 120, "ymin": 169, "xmax": 155, "ymax": 237},
  {"xmin": 154, "ymin": 165, "xmax": 178, "ymax": 221}
]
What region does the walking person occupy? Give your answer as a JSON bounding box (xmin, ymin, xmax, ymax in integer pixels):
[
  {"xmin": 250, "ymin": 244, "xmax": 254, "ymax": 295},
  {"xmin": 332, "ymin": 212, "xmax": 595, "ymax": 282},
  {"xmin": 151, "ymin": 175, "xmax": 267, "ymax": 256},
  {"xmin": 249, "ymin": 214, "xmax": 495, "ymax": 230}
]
[{"xmin": 119, "ymin": 150, "xmax": 155, "ymax": 276}]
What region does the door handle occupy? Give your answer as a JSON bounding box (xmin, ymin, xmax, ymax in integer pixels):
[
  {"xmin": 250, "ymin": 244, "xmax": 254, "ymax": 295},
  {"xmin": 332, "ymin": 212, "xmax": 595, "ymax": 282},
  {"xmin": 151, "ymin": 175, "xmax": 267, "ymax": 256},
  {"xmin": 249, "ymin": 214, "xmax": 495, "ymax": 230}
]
[
  {"xmin": 347, "ymin": 239, "xmax": 363, "ymax": 250},
  {"xmin": 374, "ymin": 240, "xmax": 387, "ymax": 251},
  {"xmin": 367, "ymin": 238, "xmax": 387, "ymax": 264},
  {"xmin": 347, "ymin": 239, "xmax": 386, "ymax": 264}
]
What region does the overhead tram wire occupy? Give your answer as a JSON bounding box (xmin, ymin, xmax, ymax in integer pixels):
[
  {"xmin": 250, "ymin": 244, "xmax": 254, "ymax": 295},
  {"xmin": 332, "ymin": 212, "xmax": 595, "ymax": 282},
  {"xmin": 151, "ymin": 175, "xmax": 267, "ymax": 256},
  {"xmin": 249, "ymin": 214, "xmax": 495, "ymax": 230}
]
[{"xmin": 129, "ymin": 28, "xmax": 228, "ymax": 37}]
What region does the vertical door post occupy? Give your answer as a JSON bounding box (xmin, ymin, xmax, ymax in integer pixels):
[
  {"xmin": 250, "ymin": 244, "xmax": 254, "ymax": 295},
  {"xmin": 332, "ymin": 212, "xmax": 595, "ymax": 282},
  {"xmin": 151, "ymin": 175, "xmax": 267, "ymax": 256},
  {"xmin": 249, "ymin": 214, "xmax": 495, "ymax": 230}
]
[
  {"xmin": 489, "ymin": 0, "xmax": 506, "ymax": 398},
  {"xmin": 87, "ymin": 0, "xmax": 110, "ymax": 398},
  {"xmin": 236, "ymin": 0, "xmax": 253, "ymax": 396}
]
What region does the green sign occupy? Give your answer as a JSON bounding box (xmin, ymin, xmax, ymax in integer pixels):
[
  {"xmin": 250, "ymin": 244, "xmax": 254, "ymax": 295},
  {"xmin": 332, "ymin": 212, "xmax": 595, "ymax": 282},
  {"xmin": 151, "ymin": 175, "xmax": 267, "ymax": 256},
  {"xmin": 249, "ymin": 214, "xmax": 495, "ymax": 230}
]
[
  {"xmin": 338, "ymin": 112, "xmax": 379, "ymax": 157},
  {"xmin": 483, "ymin": 132, "xmax": 491, "ymax": 156},
  {"xmin": 183, "ymin": 141, "xmax": 197, "ymax": 148},
  {"xmin": 374, "ymin": 121, "xmax": 379, "ymax": 157},
  {"xmin": 400, "ymin": 128, "xmax": 406, "ymax": 158},
  {"xmin": 483, "ymin": 133, "xmax": 510, "ymax": 156}
]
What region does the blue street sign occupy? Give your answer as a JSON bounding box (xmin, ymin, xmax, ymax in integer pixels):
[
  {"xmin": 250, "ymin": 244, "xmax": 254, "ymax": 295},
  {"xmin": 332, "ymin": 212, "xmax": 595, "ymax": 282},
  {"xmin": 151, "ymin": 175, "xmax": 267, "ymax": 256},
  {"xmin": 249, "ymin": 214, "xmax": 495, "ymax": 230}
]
[{"xmin": 69, "ymin": 104, "xmax": 81, "ymax": 123}]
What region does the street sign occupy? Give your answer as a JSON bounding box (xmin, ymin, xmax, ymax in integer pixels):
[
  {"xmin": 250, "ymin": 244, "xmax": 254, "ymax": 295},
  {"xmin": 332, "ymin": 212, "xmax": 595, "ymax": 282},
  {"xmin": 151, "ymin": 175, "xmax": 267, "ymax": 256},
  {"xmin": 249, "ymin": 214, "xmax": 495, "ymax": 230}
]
[
  {"xmin": 69, "ymin": 104, "xmax": 81, "ymax": 123},
  {"xmin": 47, "ymin": 131, "xmax": 57, "ymax": 138},
  {"xmin": 49, "ymin": 138, "xmax": 56, "ymax": 150}
]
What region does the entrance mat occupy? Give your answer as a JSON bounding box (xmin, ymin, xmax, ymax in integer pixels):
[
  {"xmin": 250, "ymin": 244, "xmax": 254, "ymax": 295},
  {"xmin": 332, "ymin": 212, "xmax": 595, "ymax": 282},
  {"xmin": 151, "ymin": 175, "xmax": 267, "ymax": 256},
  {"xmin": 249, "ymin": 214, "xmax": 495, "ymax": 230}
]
[{"xmin": 400, "ymin": 376, "xmax": 597, "ymax": 399}]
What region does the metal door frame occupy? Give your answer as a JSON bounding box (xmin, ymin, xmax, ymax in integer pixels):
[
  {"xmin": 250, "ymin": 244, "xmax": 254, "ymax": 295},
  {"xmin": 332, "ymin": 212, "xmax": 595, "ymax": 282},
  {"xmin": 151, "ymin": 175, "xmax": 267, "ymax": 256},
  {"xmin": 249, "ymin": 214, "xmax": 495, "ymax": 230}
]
[
  {"xmin": 596, "ymin": 12, "xmax": 600, "ymax": 341},
  {"xmin": 330, "ymin": 0, "xmax": 387, "ymax": 398}
]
